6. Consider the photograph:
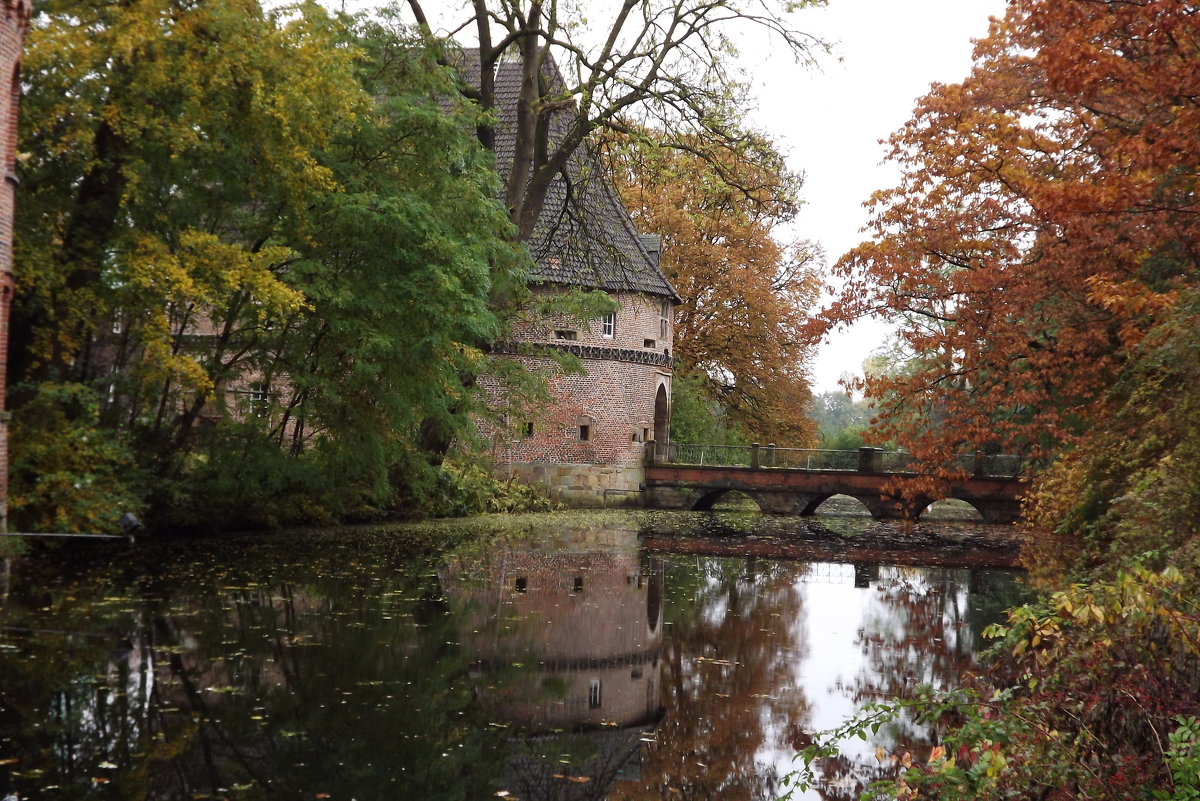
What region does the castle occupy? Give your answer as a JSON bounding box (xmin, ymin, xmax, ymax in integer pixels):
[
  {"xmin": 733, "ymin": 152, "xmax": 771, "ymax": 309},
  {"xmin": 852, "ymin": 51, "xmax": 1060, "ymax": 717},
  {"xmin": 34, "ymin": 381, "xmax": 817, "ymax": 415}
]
[{"xmin": 464, "ymin": 54, "xmax": 680, "ymax": 504}]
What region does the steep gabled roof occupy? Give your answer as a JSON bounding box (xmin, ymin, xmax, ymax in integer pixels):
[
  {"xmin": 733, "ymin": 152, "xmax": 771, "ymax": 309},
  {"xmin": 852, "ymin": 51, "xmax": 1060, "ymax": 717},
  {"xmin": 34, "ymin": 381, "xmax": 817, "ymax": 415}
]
[{"xmin": 455, "ymin": 50, "xmax": 679, "ymax": 301}]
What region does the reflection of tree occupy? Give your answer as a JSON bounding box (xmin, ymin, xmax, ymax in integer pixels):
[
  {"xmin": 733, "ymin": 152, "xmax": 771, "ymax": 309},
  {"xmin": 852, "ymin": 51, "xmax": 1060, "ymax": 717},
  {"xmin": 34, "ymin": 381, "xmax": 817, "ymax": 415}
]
[
  {"xmin": 611, "ymin": 556, "xmax": 813, "ymax": 801},
  {"xmin": 0, "ymin": 539, "xmax": 513, "ymax": 799},
  {"xmin": 814, "ymin": 566, "xmax": 1025, "ymax": 799}
]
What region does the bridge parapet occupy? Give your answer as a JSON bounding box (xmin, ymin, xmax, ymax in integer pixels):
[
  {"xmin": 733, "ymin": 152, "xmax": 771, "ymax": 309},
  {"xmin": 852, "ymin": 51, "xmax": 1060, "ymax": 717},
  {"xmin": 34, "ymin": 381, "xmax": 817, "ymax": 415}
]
[{"xmin": 652, "ymin": 442, "xmax": 1021, "ymax": 479}]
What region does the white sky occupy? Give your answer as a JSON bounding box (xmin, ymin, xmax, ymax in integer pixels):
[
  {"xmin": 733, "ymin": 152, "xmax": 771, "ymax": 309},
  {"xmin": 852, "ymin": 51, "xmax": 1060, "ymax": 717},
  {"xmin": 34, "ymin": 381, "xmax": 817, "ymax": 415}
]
[
  {"xmin": 318, "ymin": 0, "xmax": 1008, "ymax": 393},
  {"xmin": 744, "ymin": 0, "xmax": 1008, "ymax": 392}
]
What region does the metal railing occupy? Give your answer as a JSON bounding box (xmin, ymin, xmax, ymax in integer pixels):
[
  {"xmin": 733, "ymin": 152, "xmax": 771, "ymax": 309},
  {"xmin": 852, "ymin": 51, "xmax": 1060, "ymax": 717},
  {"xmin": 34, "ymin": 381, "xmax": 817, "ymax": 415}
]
[{"xmin": 653, "ymin": 443, "xmax": 1021, "ymax": 479}]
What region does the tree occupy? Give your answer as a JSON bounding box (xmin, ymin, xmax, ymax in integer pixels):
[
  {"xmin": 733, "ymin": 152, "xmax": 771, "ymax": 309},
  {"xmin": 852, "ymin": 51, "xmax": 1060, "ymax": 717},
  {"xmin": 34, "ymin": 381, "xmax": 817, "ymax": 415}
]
[
  {"xmin": 810, "ymin": 390, "xmax": 872, "ymax": 450},
  {"xmin": 12, "ymin": 1, "xmax": 527, "ymax": 530},
  {"xmin": 403, "ymin": 0, "xmax": 829, "ymax": 243},
  {"xmin": 820, "ymin": 0, "xmax": 1200, "ymax": 476},
  {"xmin": 608, "ymin": 130, "xmax": 822, "ymax": 444}
]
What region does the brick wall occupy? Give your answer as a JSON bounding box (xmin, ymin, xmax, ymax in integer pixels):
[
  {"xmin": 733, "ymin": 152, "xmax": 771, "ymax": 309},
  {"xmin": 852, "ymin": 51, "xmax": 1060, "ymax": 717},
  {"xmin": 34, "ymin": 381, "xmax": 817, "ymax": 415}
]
[
  {"xmin": 483, "ymin": 288, "xmax": 674, "ymax": 501},
  {"xmin": 0, "ymin": 0, "xmax": 28, "ymax": 533}
]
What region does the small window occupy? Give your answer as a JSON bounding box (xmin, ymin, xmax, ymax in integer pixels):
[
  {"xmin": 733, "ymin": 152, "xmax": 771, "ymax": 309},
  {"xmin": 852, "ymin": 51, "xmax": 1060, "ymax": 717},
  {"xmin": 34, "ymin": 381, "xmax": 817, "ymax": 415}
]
[
  {"xmin": 248, "ymin": 382, "xmax": 270, "ymax": 418},
  {"xmin": 523, "ymin": 421, "xmax": 534, "ymax": 438},
  {"xmin": 600, "ymin": 312, "xmax": 615, "ymax": 338},
  {"xmin": 514, "ymin": 576, "xmax": 527, "ymax": 593},
  {"xmin": 573, "ymin": 576, "xmax": 584, "ymax": 593},
  {"xmin": 644, "ymin": 338, "xmax": 656, "ymax": 349},
  {"xmin": 579, "ymin": 424, "xmax": 590, "ymax": 441},
  {"xmin": 589, "ymin": 678, "xmax": 602, "ymax": 709},
  {"xmin": 660, "ymin": 301, "xmax": 671, "ymax": 340},
  {"xmin": 554, "ymin": 329, "xmax": 577, "ymax": 341}
]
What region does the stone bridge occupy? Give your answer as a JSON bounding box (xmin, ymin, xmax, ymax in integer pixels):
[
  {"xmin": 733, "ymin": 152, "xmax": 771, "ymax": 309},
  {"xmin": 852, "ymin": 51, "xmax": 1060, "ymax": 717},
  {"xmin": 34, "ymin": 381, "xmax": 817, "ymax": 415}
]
[{"xmin": 643, "ymin": 445, "xmax": 1024, "ymax": 524}]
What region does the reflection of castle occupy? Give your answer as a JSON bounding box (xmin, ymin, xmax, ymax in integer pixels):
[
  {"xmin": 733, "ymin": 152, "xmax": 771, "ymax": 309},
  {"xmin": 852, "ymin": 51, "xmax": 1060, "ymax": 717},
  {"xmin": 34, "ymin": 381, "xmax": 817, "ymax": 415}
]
[{"xmin": 445, "ymin": 531, "xmax": 664, "ymax": 798}]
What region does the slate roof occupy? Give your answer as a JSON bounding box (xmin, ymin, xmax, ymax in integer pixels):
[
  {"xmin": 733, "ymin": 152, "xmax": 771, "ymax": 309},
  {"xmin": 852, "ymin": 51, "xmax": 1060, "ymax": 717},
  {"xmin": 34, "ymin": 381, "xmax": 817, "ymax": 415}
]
[{"xmin": 454, "ymin": 50, "xmax": 679, "ymax": 301}]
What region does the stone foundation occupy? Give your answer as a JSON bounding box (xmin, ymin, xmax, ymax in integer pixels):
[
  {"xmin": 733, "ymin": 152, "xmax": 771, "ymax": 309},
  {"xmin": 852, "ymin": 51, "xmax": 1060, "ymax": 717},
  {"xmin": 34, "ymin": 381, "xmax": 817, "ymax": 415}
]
[{"xmin": 506, "ymin": 462, "xmax": 645, "ymax": 507}]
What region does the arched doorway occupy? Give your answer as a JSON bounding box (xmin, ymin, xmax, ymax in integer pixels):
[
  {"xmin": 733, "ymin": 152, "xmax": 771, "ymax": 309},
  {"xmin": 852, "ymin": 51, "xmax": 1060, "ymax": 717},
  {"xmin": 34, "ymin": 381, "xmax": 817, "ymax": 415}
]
[{"xmin": 653, "ymin": 383, "xmax": 669, "ymax": 452}]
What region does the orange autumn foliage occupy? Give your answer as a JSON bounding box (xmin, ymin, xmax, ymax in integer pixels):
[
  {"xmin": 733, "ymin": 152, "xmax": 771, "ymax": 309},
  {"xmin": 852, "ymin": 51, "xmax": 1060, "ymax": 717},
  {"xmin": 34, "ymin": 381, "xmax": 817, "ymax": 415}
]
[
  {"xmin": 822, "ymin": 0, "xmax": 1200, "ymax": 475},
  {"xmin": 609, "ymin": 131, "xmax": 822, "ymax": 445}
]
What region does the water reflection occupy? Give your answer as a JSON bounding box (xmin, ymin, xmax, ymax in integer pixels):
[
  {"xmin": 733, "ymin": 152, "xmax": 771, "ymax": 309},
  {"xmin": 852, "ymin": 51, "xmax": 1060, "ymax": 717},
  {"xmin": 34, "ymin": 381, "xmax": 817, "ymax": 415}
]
[
  {"xmin": 443, "ymin": 525, "xmax": 664, "ymax": 799},
  {"xmin": 0, "ymin": 513, "xmax": 1023, "ymax": 800}
]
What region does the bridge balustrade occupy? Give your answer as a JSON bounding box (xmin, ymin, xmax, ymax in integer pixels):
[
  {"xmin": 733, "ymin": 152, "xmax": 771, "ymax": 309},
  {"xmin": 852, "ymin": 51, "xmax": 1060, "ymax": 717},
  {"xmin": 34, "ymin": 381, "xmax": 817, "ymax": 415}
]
[{"xmin": 655, "ymin": 443, "xmax": 1021, "ymax": 479}]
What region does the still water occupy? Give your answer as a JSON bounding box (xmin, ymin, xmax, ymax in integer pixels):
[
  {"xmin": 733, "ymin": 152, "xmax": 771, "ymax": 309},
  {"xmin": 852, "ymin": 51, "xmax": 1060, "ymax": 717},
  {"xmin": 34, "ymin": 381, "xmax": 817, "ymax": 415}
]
[{"xmin": 0, "ymin": 511, "xmax": 1025, "ymax": 800}]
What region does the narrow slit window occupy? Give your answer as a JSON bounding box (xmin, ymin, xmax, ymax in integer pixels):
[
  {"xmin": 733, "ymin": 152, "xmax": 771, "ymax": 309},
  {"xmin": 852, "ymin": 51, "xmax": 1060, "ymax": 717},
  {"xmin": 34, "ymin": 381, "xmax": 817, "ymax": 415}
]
[{"xmin": 589, "ymin": 678, "xmax": 602, "ymax": 709}]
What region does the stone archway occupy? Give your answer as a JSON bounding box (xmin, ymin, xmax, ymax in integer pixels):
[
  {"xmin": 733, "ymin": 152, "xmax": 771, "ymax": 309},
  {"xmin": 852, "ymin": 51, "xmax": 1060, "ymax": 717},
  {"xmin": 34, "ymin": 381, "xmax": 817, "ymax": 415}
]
[{"xmin": 653, "ymin": 383, "xmax": 669, "ymax": 449}]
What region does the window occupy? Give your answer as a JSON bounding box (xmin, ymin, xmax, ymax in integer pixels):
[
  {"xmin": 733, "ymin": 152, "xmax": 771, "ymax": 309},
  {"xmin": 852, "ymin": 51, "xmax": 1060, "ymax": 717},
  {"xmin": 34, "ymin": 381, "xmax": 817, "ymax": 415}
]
[
  {"xmin": 660, "ymin": 301, "xmax": 671, "ymax": 340},
  {"xmin": 248, "ymin": 382, "xmax": 270, "ymax": 418},
  {"xmin": 554, "ymin": 329, "xmax": 577, "ymax": 341},
  {"xmin": 579, "ymin": 424, "xmax": 590, "ymax": 441},
  {"xmin": 600, "ymin": 311, "xmax": 615, "ymax": 338},
  {"xmin": 523, "ymin": 421, "xmax": 534, "ymax": 438},
  {"xmin": 514, "ymin": 576, "xmax": 527, "ymax": 593},
  {"xmin": 589, "ymin": 678, "xmax": 602, "ymax": 709},
  {"xmin": 573, "ymin": 575, "xmax": 584, "ymax": 593},
  {"xmin": 644, "ymin": 338, "xmax": 656, "ymax": 349}
]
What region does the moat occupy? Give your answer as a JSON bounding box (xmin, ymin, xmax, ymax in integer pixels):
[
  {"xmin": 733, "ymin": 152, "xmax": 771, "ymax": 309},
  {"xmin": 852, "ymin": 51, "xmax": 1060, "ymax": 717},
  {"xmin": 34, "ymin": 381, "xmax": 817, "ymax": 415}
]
[{"xmin": 0, "ymin": 510, "xmax": 1027, "ymax": 800}]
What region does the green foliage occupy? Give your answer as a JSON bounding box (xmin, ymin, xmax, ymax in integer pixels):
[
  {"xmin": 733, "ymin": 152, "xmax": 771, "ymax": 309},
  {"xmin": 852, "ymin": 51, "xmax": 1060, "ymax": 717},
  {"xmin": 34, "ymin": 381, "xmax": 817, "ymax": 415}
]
[
  {"xmin": 789, "ymin": 567, "xmax": 1200, "ymax": 801},
  {"xmin": 668, "ymin": 369, "xmax": 749, "ymax": 445},
  {"xmin": 1162, "ymin": 717, "xmax": 1200, "ymax": 801},
  {"xmin": 427, "ymin": 462, "xmax": 556, "ymax": 518},
  {"xmin": 810, "ymin": 390, "xmax": 872, "ymax": 449},
  {"xmin": 8, "ymin": 383, "xmax": 144, "ymax": 534},
  {"xmin": 13, "ymin": 1, "xmax": 533, "ymax": 529}
]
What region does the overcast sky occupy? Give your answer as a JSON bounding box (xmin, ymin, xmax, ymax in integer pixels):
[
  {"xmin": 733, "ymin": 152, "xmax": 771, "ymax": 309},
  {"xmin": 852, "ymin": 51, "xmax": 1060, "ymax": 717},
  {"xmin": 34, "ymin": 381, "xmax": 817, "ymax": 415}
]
[{"xmin": 744, "ymin": 0, "xmax": 1009, "ymax": 392}]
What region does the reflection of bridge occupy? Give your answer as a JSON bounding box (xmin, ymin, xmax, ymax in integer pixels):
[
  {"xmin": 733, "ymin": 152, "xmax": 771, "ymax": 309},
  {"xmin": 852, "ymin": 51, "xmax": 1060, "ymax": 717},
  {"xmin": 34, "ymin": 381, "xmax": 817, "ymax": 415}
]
[{"xmin": 644, "ymin": 444, "xmax": 1024, "ymax": 523}]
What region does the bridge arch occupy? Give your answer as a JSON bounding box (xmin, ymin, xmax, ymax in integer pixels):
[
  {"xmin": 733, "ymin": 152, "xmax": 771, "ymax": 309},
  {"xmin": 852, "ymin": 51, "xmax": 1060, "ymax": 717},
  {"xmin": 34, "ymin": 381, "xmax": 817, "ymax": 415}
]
[
  {"xmin": 918, "ymin": 497, "xmax": 985, "ymax": 522},
  {"xmin": 800, "ymin": 493, "xmax": 874, "ymax": 517},
  {"xmin": 690, "ymin": 488, "xmax": 767, "ymax": 513}
]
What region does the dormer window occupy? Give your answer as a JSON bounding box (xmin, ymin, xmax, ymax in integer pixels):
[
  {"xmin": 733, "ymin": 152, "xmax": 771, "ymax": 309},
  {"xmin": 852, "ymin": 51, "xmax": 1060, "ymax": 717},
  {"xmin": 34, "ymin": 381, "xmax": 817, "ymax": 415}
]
[{"xmin": 600, "ymin": 312, "xmax": 615, "ymax": 338}]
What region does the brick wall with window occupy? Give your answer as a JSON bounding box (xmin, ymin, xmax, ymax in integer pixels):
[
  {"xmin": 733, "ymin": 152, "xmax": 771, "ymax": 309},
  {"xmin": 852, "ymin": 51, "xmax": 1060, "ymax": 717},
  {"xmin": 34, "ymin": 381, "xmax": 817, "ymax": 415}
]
[{"xmin": 483, "ymin": 286, "xmax": 675, "ymax": 469}]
